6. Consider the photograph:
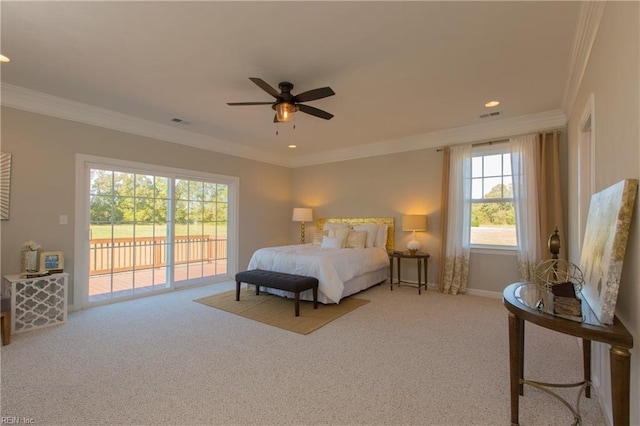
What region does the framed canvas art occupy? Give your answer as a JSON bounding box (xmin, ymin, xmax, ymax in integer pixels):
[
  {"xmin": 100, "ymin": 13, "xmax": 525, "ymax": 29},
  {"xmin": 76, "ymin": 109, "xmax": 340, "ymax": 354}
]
[{"xmin": 579, "ymin": 178, "xmax": 638, "ymax": 324}]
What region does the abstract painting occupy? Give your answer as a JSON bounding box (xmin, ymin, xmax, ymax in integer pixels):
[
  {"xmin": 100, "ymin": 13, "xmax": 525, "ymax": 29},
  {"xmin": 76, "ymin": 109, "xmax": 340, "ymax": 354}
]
[{"xmin": 579, "ymin": 178, "xmax": 638, "ymax": 324}]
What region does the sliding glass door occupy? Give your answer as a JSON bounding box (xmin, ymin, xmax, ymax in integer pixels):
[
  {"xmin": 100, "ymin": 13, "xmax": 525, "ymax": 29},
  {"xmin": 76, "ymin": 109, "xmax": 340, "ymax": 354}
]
[{"xmin": 79, "ymin": 156, "xmax": 236, "ymax": 305}]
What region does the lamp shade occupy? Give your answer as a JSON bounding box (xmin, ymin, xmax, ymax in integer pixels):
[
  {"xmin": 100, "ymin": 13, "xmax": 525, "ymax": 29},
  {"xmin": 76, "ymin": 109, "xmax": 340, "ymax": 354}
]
[
  {"xmin": 292, "ymin": 208, "xmax": 313, "ymax": 222},
  {"xmin": 402, "ymin": 215, "xmax": 427, "ymax": 232}
]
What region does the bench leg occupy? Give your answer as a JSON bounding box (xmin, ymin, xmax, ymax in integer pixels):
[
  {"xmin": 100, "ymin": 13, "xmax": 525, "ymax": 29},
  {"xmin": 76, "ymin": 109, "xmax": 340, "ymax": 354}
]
[
  {"xmin": 313, "ymin": 287, "xmax": 318, "ymax": 310},
  {"xmin": 255, "ymin": 284, "xmax": 260, "ymax": 296},
  {"xmin": 236, "ymin": 281, "xmax": 241, "ymax": 301},
  {"xmin": 294, "ymin": 292, "xmax": 300, "ymax": 317}
]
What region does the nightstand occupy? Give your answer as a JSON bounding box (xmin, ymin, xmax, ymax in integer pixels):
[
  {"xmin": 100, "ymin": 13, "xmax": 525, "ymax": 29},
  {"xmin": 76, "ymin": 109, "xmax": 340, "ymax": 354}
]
[{"xmin": 388, "ymin": 251, "xmax": 430, "ymax": 294}]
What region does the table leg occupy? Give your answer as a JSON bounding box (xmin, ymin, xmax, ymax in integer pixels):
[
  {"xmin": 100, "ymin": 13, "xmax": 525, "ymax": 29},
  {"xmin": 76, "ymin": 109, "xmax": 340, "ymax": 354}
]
[
  {"xmin": 610, "ymin": 346, "xmax": 630, "ymax": 426},
  {"xmin": 583, "ymin": 339, "xmax": 591, "ymax": 398},
  {"xmin": 389, "ymin": 257, "xmax": 394, "ymax": 290},
  {"xmin": 518, "ymin": 320, "xmax": 525, "ymax": 396},
  {"xmin": 508, "ymin": 312, "xmax": 523, "ymax": 425},
  {"xmin": 424, "ymin": 257, "xmax": 428, "ymax": 291},
  {"xmin": 397, "ymin": 258, "xmax": 402, "ymax": 284},
  {"xmin": 417, "ymin": 258, "xmax": 422, "ymax": 295}
]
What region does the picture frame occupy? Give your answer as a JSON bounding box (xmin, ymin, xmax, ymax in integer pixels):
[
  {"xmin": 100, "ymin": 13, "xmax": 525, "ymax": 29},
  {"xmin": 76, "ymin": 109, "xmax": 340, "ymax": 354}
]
[
  {"xmin": 579, "ymin": 179, "xmax": 638, "ymax": 325},
  {"xmin": 40, "ymin": 251, "xmax": 64, "ymax": 273}
]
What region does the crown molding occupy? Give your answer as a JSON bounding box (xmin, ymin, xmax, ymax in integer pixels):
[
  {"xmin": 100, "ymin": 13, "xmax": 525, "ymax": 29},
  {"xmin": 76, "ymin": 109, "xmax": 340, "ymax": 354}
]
[
  {"xmin": 2, "ymin": 83, "xmax": 566, "ymax": 169},
  {"xmin": 290, "ymin": 109, "xmax": 567, "ymax": 168},
  {"xmin": 1, "ymin": 83, "xmax": 289, "ymax": 167},
  {"xmin": 561, "ymin": 1, "xmax": 606, "ymax": 118}
]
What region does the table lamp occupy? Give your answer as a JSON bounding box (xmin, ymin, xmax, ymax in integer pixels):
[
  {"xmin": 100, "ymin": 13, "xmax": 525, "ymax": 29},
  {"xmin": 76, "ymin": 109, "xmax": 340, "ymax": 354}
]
[
  {"xmin": 402, "ymin": 215, "xmax": 427, "ymax": 255},
  {"xmin": 292, "ymin": 208, "xmax": 313, "ymax": 244}
]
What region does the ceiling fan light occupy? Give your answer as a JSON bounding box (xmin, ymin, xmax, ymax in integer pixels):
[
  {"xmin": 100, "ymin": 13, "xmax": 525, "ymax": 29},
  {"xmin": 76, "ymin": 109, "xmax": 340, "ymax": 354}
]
[{"xmin": 276, "ymin": 102, "xmax": 297, "ymax": 122}]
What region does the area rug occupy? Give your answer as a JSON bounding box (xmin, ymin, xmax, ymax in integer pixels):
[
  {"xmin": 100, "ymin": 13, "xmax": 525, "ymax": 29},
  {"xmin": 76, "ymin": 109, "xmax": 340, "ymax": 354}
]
[{"xmin": 194, "ymin": 288, "xmax": 370, "ymax": 335}]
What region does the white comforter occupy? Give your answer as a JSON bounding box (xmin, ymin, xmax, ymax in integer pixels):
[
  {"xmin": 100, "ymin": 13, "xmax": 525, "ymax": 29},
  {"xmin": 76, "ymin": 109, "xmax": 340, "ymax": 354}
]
[{"xmin": 247, "ymin": 244, "xmax": 389, "ymax": 303}]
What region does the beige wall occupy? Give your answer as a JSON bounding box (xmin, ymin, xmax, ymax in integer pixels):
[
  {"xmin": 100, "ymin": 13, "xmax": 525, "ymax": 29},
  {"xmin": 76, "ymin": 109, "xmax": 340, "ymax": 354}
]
[
  {"xmin": 566, "ymin": 2, "xmax": 639, "ymax": 424},
  {"xmin": 291, "ymin": 147, "xmax": 521, "ymax": 293},
  {"xmin": 0, "ymin": 107, "xmax": 292, "ymax": 307}
]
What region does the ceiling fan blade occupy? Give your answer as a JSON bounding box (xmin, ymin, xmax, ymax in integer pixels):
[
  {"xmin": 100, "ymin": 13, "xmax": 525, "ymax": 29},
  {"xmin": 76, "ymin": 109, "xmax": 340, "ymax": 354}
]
[
  {"xmin": 292, "ymin": 87, "xmax": 335, "ymax": 103},
  {"xmin": 227, "ymin": 102, "xmax": 276, "ymax": 106},
  {"xmin": 297, "ymin": 104, "xmax": 334, "ymax": 120},
  {"xmin": 249, "ymin": 77, "xmax": 281, "ymax": 99}
]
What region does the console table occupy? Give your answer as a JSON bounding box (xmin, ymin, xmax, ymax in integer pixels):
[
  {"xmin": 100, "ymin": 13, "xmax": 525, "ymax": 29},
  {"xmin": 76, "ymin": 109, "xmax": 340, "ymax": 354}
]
[
  {"xmin": 3, "ymin": 273, "xmax": 68, "ymax": 334},
  {"xmin": 503, "ymin": 282, "xmax": 633, "ymax": 426}
]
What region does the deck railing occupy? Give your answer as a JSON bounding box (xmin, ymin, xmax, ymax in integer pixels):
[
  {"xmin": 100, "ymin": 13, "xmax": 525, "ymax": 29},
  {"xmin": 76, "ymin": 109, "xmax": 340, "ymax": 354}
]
[{"xmin": 89, "ymin": 235, "xmax": 227, "ymax": 275}]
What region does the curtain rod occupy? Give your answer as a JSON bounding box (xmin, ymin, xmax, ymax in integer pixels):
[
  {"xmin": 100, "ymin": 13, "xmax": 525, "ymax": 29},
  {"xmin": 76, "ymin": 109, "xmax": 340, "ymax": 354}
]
[
  {"xmin": 435, "ymin": 130, "xmax": 561, "ymax": 152},
  {"xmin": 436, "ymin": 139, "xmax": 508, "ymax": 152}
]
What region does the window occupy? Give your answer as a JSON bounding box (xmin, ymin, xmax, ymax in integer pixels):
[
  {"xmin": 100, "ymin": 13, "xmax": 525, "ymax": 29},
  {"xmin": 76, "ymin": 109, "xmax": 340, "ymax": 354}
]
[{"xmin": 470, "ymin": 146, "xmax": 517, "ymax": 247}]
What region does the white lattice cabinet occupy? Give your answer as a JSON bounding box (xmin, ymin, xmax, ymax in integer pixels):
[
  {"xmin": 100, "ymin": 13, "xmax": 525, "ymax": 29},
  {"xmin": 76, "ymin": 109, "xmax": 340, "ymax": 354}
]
[{"xmin": 3, "ymin": 273, "xmax": 68, "ymax": 334}]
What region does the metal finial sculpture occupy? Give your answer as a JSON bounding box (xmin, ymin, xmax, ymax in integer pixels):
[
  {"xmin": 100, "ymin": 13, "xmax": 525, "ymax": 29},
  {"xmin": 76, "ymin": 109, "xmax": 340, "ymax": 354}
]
[
  {"xmin": 548, "ymin": 226, "xmax": 561, "ymax": 259},
  {"xmin": 534, "ymin": 227, "xmax": 584, "ymax": 292}
]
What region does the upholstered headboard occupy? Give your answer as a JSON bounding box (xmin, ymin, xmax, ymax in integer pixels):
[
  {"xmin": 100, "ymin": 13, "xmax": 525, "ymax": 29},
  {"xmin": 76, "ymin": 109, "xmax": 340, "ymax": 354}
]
[{"xmin": 316, "ymin": 217, "xmax": 395, "ymax": 251}]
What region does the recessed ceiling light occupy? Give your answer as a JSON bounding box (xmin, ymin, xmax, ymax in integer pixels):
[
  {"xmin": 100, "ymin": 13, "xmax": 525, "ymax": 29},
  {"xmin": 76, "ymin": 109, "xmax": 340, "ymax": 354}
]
[
  {"xmin": 0, "ymin": 54, "xmax": 10, "ymax": 63},
  {"xmin": 485, "ymin": 101, "xmax": 500, "ymax": 108},
  {"xmin": 288, "ymin": 144, "xmax": 297, "ymax": 149}
]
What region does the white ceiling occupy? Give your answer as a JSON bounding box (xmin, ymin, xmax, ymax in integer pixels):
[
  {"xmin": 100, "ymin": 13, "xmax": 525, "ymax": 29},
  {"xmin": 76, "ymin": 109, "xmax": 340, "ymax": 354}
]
[{"xmin": 1, "ymin": 1, "xmax": 580, "ymax": 167}]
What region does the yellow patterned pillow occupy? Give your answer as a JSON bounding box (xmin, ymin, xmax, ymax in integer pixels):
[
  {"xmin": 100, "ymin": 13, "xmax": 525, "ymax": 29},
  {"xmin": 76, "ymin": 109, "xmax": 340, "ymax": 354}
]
[{"xmin": 345, "ymin": 230, "xmax": 367, "ymax": 249}]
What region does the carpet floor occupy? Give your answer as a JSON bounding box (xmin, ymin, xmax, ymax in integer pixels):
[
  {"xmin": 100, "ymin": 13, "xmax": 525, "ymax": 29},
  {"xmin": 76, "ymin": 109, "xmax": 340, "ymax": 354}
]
[{"xmin": 0, "ymin": 281, "xmax": 606, "ymax": 425}]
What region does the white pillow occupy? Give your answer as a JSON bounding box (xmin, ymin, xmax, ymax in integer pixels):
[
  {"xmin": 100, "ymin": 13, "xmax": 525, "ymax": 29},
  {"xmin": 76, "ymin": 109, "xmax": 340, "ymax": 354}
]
[
  {"xmin": 374, "ymin": 224, "xmax": 389, "ymax": 248},
  {"xmin": 320, "ymin": 235, "xmax": 342, "ymax": 249},
  {"xmin": 345, "ymin": 230, "xmax": 367, "ymax": 249},
  {"xmin": 329, "ymin": 227, "xmax": 350, "ymax": 248},
  {"xmin": 353, "ymin": 224, "xmax": 379, "ymax": 248},
  {"xmin": 323, "ymin": 222, "xmax": 349, "ymax": 231}
]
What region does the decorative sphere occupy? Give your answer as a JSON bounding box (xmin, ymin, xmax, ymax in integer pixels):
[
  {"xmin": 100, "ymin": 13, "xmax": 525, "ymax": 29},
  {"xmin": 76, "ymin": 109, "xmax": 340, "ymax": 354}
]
[{"xmin": 533, "ymin": 259, "xmax": 584, "ymax": 292}]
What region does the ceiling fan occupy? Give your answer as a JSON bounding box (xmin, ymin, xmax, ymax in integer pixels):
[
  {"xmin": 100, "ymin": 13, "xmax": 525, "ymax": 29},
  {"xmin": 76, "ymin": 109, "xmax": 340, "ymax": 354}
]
[{"xmin": 227, "ymin": 78, "xmax": 335, "ymax": 123}]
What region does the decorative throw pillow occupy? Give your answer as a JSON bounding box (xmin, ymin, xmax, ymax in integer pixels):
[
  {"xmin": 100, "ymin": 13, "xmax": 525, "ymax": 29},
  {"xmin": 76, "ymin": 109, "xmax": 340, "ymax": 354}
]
[
  {"xmin": 345, "ymin": 230, "xmax": 367, "ymax": 249},
  {"xmin": 312, "ymin": 230, "xmax": 329, "ymax": 246},
  {"xmin": 320, "ymin": 235, "xmax": 342, "ymax": 249},
  {"xmin": 353, "ymin": 224, "xmax": 379, "ymax": 248}
]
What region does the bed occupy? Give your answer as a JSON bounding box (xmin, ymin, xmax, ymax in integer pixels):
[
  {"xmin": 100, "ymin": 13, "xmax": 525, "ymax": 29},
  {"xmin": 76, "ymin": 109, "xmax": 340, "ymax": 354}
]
[{"xmin": 246, "ymin": 217, "xmax": 394, "ymax": 304}]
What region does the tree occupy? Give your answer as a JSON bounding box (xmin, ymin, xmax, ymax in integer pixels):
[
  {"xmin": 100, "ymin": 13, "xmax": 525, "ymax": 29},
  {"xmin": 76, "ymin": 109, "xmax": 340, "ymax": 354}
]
[{"xmin": 471, "ymin": 183, "xmax": 515, "ymax": 226}]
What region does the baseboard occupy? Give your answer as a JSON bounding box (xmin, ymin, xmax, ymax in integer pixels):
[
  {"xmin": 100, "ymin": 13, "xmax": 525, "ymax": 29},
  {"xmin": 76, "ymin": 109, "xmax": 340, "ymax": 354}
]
[
  {"xmin": 466, "ymin": 287, "xmax": 503, "ymax": 299},
  {"xmin": 396, "ymin": 281, "xmax": 503, "ymax": 300}
]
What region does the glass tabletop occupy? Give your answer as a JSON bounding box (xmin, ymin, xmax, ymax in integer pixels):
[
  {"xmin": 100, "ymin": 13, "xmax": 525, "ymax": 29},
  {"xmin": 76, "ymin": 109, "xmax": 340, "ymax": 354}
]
[{"xmin": 514, "ymin": 282, "xmax": 604, "ymax": 327}]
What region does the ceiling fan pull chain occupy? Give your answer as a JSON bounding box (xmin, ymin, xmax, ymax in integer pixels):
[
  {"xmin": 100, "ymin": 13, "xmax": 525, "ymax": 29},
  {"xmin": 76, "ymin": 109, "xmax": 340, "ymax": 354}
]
[{"xmin": 275, "ymin": 123, "xmax": 279, "ymax": 136}]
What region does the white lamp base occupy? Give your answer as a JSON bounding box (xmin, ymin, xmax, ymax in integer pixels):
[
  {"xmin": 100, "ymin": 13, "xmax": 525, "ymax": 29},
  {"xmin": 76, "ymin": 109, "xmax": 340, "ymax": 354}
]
[{"xmin": 407, "ymin": 238, "xmax": 421, "ymax": 255}]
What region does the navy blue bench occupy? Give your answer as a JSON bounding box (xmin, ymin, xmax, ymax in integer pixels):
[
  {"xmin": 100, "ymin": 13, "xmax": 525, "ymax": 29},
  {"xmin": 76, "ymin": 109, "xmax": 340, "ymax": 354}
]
[{"xmin": 235, "ymin": 269, "xmax": 319, "ymax": 317}]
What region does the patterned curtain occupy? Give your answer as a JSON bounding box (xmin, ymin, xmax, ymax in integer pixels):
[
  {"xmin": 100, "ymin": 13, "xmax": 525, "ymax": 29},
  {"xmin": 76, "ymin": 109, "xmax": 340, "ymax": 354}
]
[
  {"xmin": 537, "ymin": 131, "xmax": 566, "ymax": 260},
  {"xmin": 438, "ymin": 145, "xmax": 472, "ymax": 295},
  {"xmin": 510, "ymin": 130, "xmax": 565, "ymax": 281},
  {"xmin": 510, "ymin": 134, "xmax": 542, "ymax": 281}
]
